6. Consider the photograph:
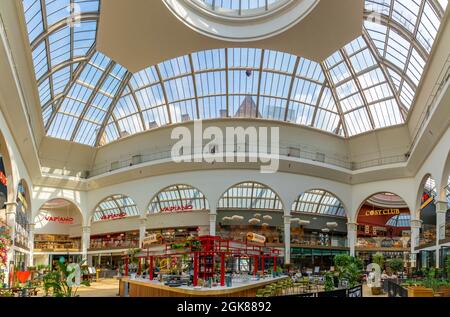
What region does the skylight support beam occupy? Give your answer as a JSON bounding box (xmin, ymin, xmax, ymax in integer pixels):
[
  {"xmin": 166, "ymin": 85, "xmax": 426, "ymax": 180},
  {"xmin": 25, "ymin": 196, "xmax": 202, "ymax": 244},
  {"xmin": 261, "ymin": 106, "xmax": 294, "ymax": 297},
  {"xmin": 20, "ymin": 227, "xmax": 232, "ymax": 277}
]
[
  {"xmin": 284, "ymin": 56, "xmax": 300, "ymax": 121},
  {"xmin": 94, "ymin": 72, "xmax": 133, "ymax": 146},
  {"xmin": 30, "ymin": 14, "xmax": 99, "ymax": 50},
  {"xmin": 128, "ymin": 83, "xmax": 147, "ymax": 131},
  {"xmin": 39, "ymin": 0, "xmax": 54, "ymax": 103},
  {"xmin": 188, "ymin": 54, "xmax": 201, "ymax": 119},
  {"xmin": 255, "ymin": 49, "xmax": 265, "ymax": 118},
  {"xmin": 363, "ymin": 11, "xmax": 428, "ymax": 62},
  {"xmin": 362, "ymin": 29, "xmax": 407, "ymax": 119},
  {"xmin": 155, "ymin": 64, "xmax": 172, "ymax": 124},
  {"xmin": 320, "ymin": 63, "xmax": 349, "ymax": 137},
  {"xmin": 310, "ymin": 82, "xmax": 326, "ymax": 127},
  {"xmin": 225, "ymin": 48, "xmax": 230, "ymax": 117},
  {"xmin": 339, "ymin": 48, "xmax": 376, "ymax": 130},
  {"xmin": 399, "ymin": 0, "xmax": 426, "ymax": 114},
  {"xmin": 37, "ymin": 57, "xmax": 90, "ymax": 86},
  {"xmin": 45, "ymin": 46, "xmax": 96, "ymax": 132},
  {"xmin": 70, "ymin": 60, "xmax": 117, "ymax": 141}
]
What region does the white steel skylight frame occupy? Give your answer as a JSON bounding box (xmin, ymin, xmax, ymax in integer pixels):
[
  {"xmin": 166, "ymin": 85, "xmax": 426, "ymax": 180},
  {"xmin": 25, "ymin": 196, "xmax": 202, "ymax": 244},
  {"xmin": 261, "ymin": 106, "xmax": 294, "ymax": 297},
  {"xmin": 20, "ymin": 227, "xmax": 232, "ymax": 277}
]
[
  {"xmin": 217, "ymin": 182, "xmax": 283, "ymax": 211},
  {"xmin": 194, "ymin": 0, "xmax": 288, "ymax": 16},
  {"xmin": 291, "ymin": 189, "xmax": 346, "ymax": 217},
  {"xmin": 148, "ymin": 184, "xmax": 209, "ymax": 213},
  {"xmin": 92, "ymin": 194, "xmax": 140, "ymax": 222},
  {"xmin": 21, "ymin": 0, "xmax": 448, "ymax": 146},
  {"xmin": 385, "ymin": 213, "xmax": 411, "ymax": 227}
]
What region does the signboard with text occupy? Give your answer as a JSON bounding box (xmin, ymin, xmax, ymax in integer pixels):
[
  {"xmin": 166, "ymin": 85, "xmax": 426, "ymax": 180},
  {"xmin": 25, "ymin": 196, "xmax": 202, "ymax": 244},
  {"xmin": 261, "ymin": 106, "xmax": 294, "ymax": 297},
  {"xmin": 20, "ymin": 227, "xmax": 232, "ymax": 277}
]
[{"xmin": 160, "ymin": 205, "xmax": 193, "ymax": 213}]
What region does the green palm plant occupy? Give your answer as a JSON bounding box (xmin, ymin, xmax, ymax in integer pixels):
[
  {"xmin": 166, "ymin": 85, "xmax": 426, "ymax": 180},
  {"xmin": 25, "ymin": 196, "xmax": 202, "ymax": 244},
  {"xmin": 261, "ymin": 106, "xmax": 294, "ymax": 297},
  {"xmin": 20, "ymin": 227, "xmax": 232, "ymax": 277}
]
[{"xmin": 43, "ymin": 260, "xmax": 89, "ymax": 297}]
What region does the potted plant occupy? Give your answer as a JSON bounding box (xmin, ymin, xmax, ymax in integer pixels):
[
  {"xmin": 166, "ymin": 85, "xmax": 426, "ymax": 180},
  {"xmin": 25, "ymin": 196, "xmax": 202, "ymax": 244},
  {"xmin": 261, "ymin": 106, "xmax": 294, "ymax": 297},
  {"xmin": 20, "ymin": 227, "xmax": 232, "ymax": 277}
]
[
  {"xmin": 387, "ymin": 258, "xmax": 403, "ymax": 276},
  {"xmin": 408, "ymin": 268, "xmax": 435, "ymax": 297},
  {"xmin": 324, "ymin": 272, "xmax": 335, "ymax": 292},
  {"xmin": 371, "ymin": 252, "xmax": 385, "ymax": 269},
  {"xmin": 43, "ymin": 260, "xmax": 90, "ymax": 297},
  {"xmin": 333, "ymin": 254, "xmax": 363, "ymax": 289}
]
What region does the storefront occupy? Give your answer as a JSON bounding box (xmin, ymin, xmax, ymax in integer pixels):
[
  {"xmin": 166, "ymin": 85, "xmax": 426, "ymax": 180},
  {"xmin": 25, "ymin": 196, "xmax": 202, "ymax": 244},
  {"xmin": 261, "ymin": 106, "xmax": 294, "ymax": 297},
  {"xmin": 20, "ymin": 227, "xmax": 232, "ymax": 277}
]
[
  {"xmin": 291, "ymin": 247, "xmax": 348, "ymax": 272},
  {"xmin": 356, "ymin": 193, "xmax": 411, "ymax": 267},
  {"xmin": 15, "ymin": 180, "xmax": 30, "ymax": 252},
  {"xmin": 217, "ymin": 210, "xmax": 284, "ymax": 246},
  {"xmin": 215, "ymin": 182, "xmax": 284, "ymax": 247},
  {"xmin": 144, "ymin": 227, "xmax": 200, "ymax": 246},
  {"xmin": 33, "ymin": 199, "xmax": 83, "ymax": 266},
  {"xmin": 90, "ymin": 231, "xmax": 139, "ymax": 250}
]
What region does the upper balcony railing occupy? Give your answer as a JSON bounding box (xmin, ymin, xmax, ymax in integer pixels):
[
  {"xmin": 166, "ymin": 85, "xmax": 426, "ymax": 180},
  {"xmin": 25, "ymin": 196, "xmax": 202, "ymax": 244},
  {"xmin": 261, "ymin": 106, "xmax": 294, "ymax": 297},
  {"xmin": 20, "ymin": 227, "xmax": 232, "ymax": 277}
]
[
  {"xmin": 409, "ymin": 54, "xmax": 450, "ymax": 155},
  {"xmin": 42, "ymin": 142, "xmax": 408, "ymax": 179}
]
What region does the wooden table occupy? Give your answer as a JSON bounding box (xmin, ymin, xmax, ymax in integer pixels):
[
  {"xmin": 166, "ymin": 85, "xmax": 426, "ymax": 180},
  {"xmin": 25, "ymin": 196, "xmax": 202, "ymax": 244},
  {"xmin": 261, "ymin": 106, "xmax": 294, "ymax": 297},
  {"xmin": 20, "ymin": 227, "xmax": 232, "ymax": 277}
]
[{"xmin": 119, "ymin": 276, "xmax": 286, "ymax": 297}]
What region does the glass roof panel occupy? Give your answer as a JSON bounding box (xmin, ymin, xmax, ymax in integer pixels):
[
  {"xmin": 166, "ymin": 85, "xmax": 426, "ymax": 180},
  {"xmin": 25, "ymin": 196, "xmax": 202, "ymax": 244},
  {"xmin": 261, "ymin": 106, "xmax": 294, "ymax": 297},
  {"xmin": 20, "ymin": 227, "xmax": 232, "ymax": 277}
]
[
  {"xmin": 21, "ymin": 0, "xmax": 446, "ymax": 146},
  {"xmin": 386, "ymin": 213, "xmax": 411, "ymax": 227},
  {"xmin": 217, "ymin": 182, "xmax": 283, "ymax": 211},
  {"xmin": 92, "ymin": 194, "xmax": 140, "ymax": 222},
  {"xmin": 292, "ymin": 189, "xmax": 346, "ymax": 217},
  {"xmin": 148, "ymin": 184, "xmax": 209, "ymax": 213}
]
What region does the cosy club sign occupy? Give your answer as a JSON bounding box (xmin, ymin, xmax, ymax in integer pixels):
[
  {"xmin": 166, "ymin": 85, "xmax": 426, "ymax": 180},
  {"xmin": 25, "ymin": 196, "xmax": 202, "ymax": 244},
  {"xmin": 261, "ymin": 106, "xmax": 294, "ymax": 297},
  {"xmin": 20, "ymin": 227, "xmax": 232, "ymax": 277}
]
[{"xmin": 364, "ymin": 209, "xmax": 400, "ymax": 216}]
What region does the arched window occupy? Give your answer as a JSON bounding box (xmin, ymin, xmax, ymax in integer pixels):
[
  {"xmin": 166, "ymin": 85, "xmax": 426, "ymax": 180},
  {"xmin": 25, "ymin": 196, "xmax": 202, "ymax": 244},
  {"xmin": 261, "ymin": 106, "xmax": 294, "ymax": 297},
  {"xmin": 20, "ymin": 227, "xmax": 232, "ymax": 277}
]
[
  {"xmin": 291, "ymin": 189, "xmax": 345, "ymax": 217},
  {"xmin": 148, "ymin": 184, "xmax": 209, "ymax": 213},
  {"xmin": 92, "ymin": 195, "xmax": 140, "ymax": 222},
  {"xmin": 217, "ymin": 182, "xmax": 283, "ymax": 211}
]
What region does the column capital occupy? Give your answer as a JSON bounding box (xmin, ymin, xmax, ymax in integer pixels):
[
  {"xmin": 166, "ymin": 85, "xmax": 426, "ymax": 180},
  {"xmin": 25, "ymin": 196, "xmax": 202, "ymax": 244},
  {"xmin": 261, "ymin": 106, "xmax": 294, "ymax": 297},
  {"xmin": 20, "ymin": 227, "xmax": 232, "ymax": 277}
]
[
  {"xmin": 139, "ymin": 217, "xmax": 147, "ymax": 225},
  {"xmin": 410, "ymin": 219, "xmax": 423, "ymax": 228},
  {"xmin": 347, "ymin": 222, "xmax": 357, "ymax": 230},
  {"xmin": 82, "ymin": 226, "xmax": 91, "ymax": 233},
  {"xmin": 28, "ymin": 223, "xmax": 35, "ymax": 231},
  {"xmin": 5, "ymin": 202, "xmax": 17, "ymax": 214},
  {"xmin": 435, "ymin": 201, "xmax": 448, "ymax": 212},
  {"xmin": 283, "ymin": 214, "xmax": 291, "ymax": 224}
]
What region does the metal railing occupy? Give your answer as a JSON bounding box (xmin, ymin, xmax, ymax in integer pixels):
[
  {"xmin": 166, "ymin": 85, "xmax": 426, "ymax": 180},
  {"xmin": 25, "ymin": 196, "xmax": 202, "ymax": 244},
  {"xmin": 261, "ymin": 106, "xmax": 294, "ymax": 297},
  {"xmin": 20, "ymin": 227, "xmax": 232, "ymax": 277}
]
[
  {"xmin": 41, "ymin": 142, "xmax": 408, "ymax": 179},
  {"xmin": 409, "ymin": 54, "xmax": 450, "ymax": 155},
  {"xmin": 386, "ymin": 279, "xmax": 408, "ymax": 297}
]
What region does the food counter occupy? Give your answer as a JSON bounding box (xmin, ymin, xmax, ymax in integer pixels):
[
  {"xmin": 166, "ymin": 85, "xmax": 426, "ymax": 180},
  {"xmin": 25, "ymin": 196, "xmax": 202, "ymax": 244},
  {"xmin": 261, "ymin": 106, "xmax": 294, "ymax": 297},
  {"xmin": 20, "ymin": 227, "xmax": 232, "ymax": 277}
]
[{"xmin": 119, "ymin": 276, "xmax": 286, "ymax": 297}]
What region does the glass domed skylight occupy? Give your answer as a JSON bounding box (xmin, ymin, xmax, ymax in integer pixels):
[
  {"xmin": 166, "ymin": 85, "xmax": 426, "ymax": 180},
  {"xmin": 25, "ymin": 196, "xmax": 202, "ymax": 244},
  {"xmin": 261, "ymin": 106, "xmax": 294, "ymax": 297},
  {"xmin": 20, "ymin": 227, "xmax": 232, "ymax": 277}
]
[
  {"xmin": 194, "ymin": 0, "xmax": 288, "ymax": 17},
  {"xmin": 21, "ymin": 0, "xmax": 448, "ymax": 147}
]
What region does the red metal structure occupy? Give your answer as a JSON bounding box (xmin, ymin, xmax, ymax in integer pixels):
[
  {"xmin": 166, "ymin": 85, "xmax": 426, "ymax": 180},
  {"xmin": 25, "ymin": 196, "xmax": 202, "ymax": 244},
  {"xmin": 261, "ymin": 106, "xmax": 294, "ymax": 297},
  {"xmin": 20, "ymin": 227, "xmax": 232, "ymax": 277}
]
[{"xmin": 123, "ymin": 236, "xmax": 281, "ymax": 287}]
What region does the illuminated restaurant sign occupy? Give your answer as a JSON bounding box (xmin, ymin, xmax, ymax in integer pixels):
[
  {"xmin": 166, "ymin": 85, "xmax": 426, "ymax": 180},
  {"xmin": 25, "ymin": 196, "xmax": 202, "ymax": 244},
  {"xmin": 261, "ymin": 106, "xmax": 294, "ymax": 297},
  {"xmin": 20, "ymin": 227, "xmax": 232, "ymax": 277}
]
[
  {"xmin": 44, "ymin": 216, "xmax": 74, "ymax": 224},
  {"xmin": 161, "ymin": 205, "xmax": 193, "ymax": 213},
  {"xmin": 0, "ymin": 171, "xmax": 6, "ymax": 186},
  {"xmin": 142, "ymin": 233, "xmax": 162, "ymax": 248},
  {"xmin": 364, "ymin": 209, "xmax": 400, "ymax": 216},
  {"xmin": 100, "ymin": 212, "xmax": 127, "ymax": 221},
  {"xmin": 246, "ymin": 232, "xmax": 266, "ymax": 244}
]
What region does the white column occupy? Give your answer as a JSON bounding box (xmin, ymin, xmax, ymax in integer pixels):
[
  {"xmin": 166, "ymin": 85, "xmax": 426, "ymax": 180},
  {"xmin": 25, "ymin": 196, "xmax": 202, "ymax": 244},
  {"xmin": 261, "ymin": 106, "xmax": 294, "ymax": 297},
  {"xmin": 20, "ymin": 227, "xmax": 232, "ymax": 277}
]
[
  {"xmin": 81, "ymin": 226, "xmax": 91, "ymax": 262},
  {"xmin": 347, "ymin": 222, "xmax": 357, "ymax": 257},
  {"xmin": 283, "ymin": 214, "xmax": 291, "ymax": 265},
  {"xmin": 28, "ymin": 223, "xmax": 35, "ymax": 267},
  {"xmin": 410, "ymin": 219, "xmax": 422, "ymax": 268},
  {"xmin": 4, "ymin": 202, "xmax": 17, "ymax": 286},
  {"xmin": 435, "ymin": 201, "xmax": 447, "ymax": 268},
  {"xmin": 209, "ymin": 207, "xmax": 217, "ymax": 236},
  {"xmin": 139, "ymin": 218, "xmax": 147, "ymax": 248}
]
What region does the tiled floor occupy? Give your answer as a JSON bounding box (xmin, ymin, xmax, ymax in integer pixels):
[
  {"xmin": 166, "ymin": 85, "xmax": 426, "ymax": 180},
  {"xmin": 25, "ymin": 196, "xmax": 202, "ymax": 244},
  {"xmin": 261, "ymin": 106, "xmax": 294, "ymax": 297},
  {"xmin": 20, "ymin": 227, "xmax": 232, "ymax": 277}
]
[
  {"xmin": 75, "ymin": 279, "xmax": 120, "ymax": 297},
  {"xmin": 362, "ymin": 284, "xmax": 388, "ymax": 297}
]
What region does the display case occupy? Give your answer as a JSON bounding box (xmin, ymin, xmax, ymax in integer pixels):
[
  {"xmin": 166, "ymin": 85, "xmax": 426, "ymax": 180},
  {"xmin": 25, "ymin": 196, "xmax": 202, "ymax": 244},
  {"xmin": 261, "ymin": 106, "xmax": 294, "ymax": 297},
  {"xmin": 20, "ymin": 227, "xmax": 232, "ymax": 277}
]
[
  {"xmin": 89, "ymin": 231, "xmax": 139, "ymax": 250},
  {"xmin": 34, "ymin": 234, "xmax": 81, "ymax": 251}
]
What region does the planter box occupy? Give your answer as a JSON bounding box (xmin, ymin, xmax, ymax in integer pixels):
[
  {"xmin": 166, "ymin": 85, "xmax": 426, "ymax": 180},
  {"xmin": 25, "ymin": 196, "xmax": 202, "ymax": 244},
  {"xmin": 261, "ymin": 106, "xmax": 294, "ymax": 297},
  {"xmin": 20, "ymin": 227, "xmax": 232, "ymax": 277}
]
[
  {"xmin": 371, "ymin": 287, "xmax": 382, "ymax": 295},
  {"xmin": 407, "ymin": 286, "xmax": 434, "ymax": 297},
  {"xmin": 438, "ymin": 286, "xmax": 450, "ymax": 297}
]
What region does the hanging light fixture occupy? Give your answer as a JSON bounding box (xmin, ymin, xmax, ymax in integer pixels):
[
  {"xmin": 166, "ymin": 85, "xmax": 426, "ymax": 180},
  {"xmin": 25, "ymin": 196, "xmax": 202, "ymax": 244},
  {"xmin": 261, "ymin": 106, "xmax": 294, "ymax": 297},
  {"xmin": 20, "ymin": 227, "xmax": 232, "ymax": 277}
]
[
  {"xmin": 263, "ymin": 215, "xmax": 272, "ymax": 221},
  {"xmin": 248, "ymin": 218, "xmax": 261, "ymax": 225}
]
